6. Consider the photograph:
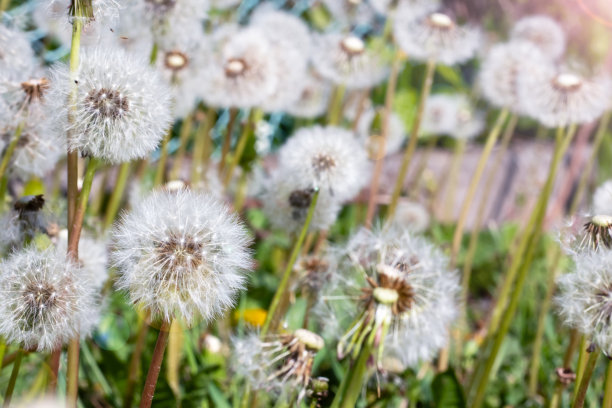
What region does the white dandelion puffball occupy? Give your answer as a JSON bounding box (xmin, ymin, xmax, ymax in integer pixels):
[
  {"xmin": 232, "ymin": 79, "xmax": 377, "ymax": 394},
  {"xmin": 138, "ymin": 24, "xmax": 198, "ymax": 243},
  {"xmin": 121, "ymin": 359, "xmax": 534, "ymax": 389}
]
[
  {"xmin": 277, "ymin": 126, "xmax": 370, "ymax": 203},
  {"xmin": 321, "ymin": 0, "xmax": 376, "ymax": 27},
  {"xmin": 262, "ymin": 171, "xmax": 343, "ymax": 234},
  {"xmin": 518, "ymin": 64, "xmax": 612, "ymax": 128},
  {"xmin": 45, "ymin": 46, "xmax": 172, "ymax": 164},
  {"xmin": 112, "ymin": 189, "xmax": 253, "ymax": 324},
  {"xmin": 312, "ymin": 33, "xmax": 389, "ymax": 90},
  {"xmin": 511, "ymin": 15, "xmax": 566, "ymax": 60},
  {"xmin": 370, "ymin": 0, "xmax": 439, "ymax": 16},
  {"xmin": 557, "ymin": 250, "xmax": 612, "ymax": 356},
  {"xmin": 316, "ymin": 226, "xmax": 459, "ymax": 368},
  {"xmin": 56, "ymin": 230, "xmax": 109, "ymax": 292},
  {"xmin": 155, "ymin": 29, "xmax": 209, "ymax": 118},
  {"xmin": 356, "ymin": 108, "xmax": 406, "ymax": 158},
  {"xmin": 0, "ymin": 247, "xmax": 97, "ymax": 351},
  {"xmin": 232, "ymin": 330, "xmax": 324, "ymax": 400},
  {"xmin": 479, "ymin": 41, "xmax": 550, "ymax": 112},
  {"xmin": 594, "ymin": 180, "xmax": 612, "ymax": 216},
  {"xmin": 421, "ymin": 93, "xmax": 483, "ymax": 140},
  {"xmin": 391, "ymin": 201, "xmax": 430, "ymax": 233},
  {"xmin": 251, "ymin": 8, "xmax": 311, "ymax": 112},
  {"xmin": 286, "ymin": 73, "xmax": 332, "ymax": 119},
  {"xmin": 0, "ymin": 25, "xmax": 36, "ymax": 83},
  {"xmin": 201, "ymin": 26, "xmax": 279, "ymax": 109},
  {"xmin": 393, "ymin": 10, "xmax": 481, "ymax": 65}
]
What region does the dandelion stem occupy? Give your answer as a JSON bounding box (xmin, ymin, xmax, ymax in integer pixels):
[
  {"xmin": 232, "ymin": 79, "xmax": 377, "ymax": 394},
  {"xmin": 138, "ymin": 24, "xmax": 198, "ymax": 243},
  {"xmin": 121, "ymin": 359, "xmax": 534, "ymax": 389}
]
[
  {"xmin": 139, "ymin": 320, "xmax": 171, "ymax": 408},
  {"xmin": 0, "ymin": 120, "xmax": 24, "ymax": 185},
  {"xmin": 457, "ymin": 114, "xmax": 517, "ymax": 358},
  {"xmin": 124, "ymin": 316, "xmax": 151, "ymax": 408},
  {"xmin": 261, "ymin": 189, "xmax": 320, "ymax": 336},
  {"xmin": 3, "ymin": 348, "xmax": 23, "ymax": 408},
  {"xmin": 154, "ymin": 129, "xmax": 172, "ymax": 187},
  {"xmin": 0, "ymin": 0, "xmax": 10, "ymax": 12},
  {"xmin": 365, "ymin": 49, "xmax": 402, "ymax": 229},
  {"xmin": 331, "ymin": 339, "xmax": 373, "ymax": 408},
  {"xmin": 602, "ymin": 360, "xmax": 612, "ymax": 408},
  {"xmin": 48, "ymin": 348, "xmax": 61, "ymax": 393},
  {"xmin": 450, "ymin": 108, "xmax": 509, "ymax": 265},
  {"xmin": 224, "ymin": 109, "xmax": 260, "ymax": 188},
  {"xmin": 572, "ymin": 349, "xmax": 599, "ymax": 408},
  {"xmin": 387, "ymin": 58, "xmax": 436, "ymax": 220},
  {"xmin": 470, "ymin": 125, "xmax": 576, "ymax": 408},
  {"xmin": 409, "ymin": 135, "xmax": 437, "ymax": 196},
  {"xmin": 190, "ymin": 109, "xmax": 214, "ymax": 183},
  {"xmin": 573, "ymin": 336, "xmax": 589, "ymax": 403},
  {"xmin": 219, "ymin": 108, "xmax": 238, "ymax": 174},
  {"xmin": 327, "ymin": 85, "xmax": 346, "ymax": 126},
  {"xmin": 0, "ymin": 338, "xmax": 5, "ymax": 373},
  {"xmin": 103, "ymin": 162, "xmax": 130, "ymax": 230},
  {"xmin": 442, "ymin": 138, "xmax": 467, "ymax": 220},
  {"xmin": 67, "ymin": 157, "xmax": 100, "ymax": 258},
  {"xmin": 169, "ymin": 113, "xmax": 194, "ymax": 181}
]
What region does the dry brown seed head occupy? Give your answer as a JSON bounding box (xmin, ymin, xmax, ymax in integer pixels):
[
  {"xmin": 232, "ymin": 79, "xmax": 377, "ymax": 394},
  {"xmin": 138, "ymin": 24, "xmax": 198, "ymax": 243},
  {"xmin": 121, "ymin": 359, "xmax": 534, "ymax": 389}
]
[{"xmin": 21, "ymin": 78, "xmax": 49, "ymax": 103}]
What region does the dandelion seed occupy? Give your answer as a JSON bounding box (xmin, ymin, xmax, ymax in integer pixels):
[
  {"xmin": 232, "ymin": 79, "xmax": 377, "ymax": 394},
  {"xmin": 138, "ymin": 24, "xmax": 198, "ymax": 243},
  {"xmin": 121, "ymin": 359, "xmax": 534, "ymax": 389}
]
[
  {"xmin": 510, "ymin": 15, "xmax": 566, "ymax": 60},
  {"xmin": 0, "ymin": 247, "xmax": 98, "ymax": 351},
  {"xmin": 393, "ymin": 10, "xmax": 481, "ymax": 65},
  {"xmin": 312, "ymin": 33, "xmax": 389, "ymax": 90},
  {"xmin": 112, "ymin": 189, "xmax": 253, "ymax": 324},
  {"xmin": 45, "ymin": 46, "xmax": 172, "ymax": 164}
]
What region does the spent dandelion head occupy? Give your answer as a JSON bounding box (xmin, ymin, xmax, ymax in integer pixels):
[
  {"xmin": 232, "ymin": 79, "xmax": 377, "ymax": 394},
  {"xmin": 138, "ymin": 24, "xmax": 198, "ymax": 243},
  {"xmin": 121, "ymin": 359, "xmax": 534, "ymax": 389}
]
[
  {"xmin": 112, "ymin": 189, "xmax": 253, "ymax": 325},
  {"xmin": 232, "ymin": 330, "xmax": 325, "ymax": 402},
  {"xmin": 557, "ymin": 249, "xmax": 612, "ymax": 356},
  {"xmin": 0, "ymin": 246, "xmax": 98, "ymax": 351},
  {"xmin": 479, "ymin": 41, "xmax": 551, "ymax": 112},
  {"xmin": 312, "ymin": 33, "xmax": 389, "ymax": 90},
  {"xmin": 201, "ymin": 26, "xmax": 279, "ymax": 109},
  {"xmin": 393, "ymin": 9, "xmax": 481, "ymax": 65},
  {"xmin": 276, "ymin": 125, "xmax": 370, "ymax": 202},
  {"xmin": 45, "ymin": 45, "xmax": 173, "ymax": 164},
  {"xmin": 510, "ymin": 15, "xmax": 566, "ymax": 60},
  {"xmin": 316, "ymin": 226, "xmax": 459, "ymax": 369},
  {"xmin": 517, "ymin": 63, "xmax": 612, "ymax": 127}
]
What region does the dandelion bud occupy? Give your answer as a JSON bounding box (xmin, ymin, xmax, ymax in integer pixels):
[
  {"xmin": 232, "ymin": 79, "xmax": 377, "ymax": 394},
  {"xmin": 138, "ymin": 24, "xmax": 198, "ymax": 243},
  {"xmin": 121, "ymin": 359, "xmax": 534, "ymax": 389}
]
[
  {"xmin": 45, "ymin": 46, "xmax": 172, "ymax": 164},
  {"xmin": 112, "ymin": 189, "xmax": 253, "ymax": 324},
  {"xmin": 0, "ymin": 247, "xmax": 97, "ymax": 351}
]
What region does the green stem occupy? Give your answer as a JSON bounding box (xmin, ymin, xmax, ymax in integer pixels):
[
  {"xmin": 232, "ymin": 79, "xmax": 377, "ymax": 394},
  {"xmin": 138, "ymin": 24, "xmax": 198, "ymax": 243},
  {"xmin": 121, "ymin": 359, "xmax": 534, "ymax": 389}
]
[
  {"xmin": 602, "ymin": 360, "xmax": 612, "ymax": 408},
  {"xmin": 327, "ymin": 85, "xmax": 346, "ymax": 126},
  {"xmin": 409, "ymin": 136, "xmax": 437, "ymax": 197},
  {"xmin": 154, "ymin": 129, "xmax": 171, "ymax": 187},
  {"xmin": 330, "ymin": 342, "xmax": 373, "ymax": 408},
  {"xmin": 387, "ymin": 59, "xmax": 436, "ymax": 220},
  {"xmin": 103, "ymin": 162, "xmax": 130, "ymax": 230},
  {"xmin": 3, "ymin": 349, "xmax": 23, "ymax": 408},
  {"xmin": 67, "ymin": 157, "xmax": 100, "ymax": 258},
  {"xmin": 191, "ymin": 110, "xmax": 213, "ymax": 183},
  {"xmin": 573, "ymin": 336, "xmax": 589, "ymax": 403},
  {"xmin": 470, "ymin": 125, "xmax": 576, "ymax": 408},
  {"xmin": 169, "ymin": 114, "xmax": 194, "ymax": 181},
  {"xmin": 124, "ymin": 317, "xmax": 150, "ymax": 408},
  {"xmin": 224, "ymin": 109, "xmax": 260, "ymax": 188},
  {"xmin": 572, "ymin": 349, "xmax": 599, "ymax": 408},
  {"xmin": 89, "ymin": 168, "xmax": 108, "ymax": 216},
  {"xmin": 260, "ymin": 189, "xmax": 320, "ymax": 336},
  {"xmin": 451, "ymin": 108, "xmax": 509, "ymax": 264},
  {"xmin": 219, "ymin": 109, "xmax": 238, "ymax": 174},
  {"xmin": 365, "ymin": 49, "xmax": 402, "ymax": 229},
  {"xmin": 0, "ymin": 338, "xmax": 6, "ymax": 373},
  {"xmin": 0, "ymin": 121, "xmax": 24, "ymax": 182},
  {"xmin": 0, "ymin": 0, "xmax": 10, "ymax": 12}
]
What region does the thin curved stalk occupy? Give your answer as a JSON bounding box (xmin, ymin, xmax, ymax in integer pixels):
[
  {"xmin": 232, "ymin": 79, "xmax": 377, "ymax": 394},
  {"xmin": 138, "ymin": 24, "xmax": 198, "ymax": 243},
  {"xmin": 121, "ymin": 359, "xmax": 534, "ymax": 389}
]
[
  {"xmin": 602, "ymin": 360, "xmax": 612, "ymax": 408},
  {"xmin": 169, "ymin": 113, "xmax": 194, "ymax": 181},
  {"xmin": 365, "ymin": 49, "xmax": 402, "ymax": 229},
  {"xmin": 3, "ymin": 348, "xmax": 23, "ymax": 408},
  {"xmin": 327, "ymin": 85, "xmax": 346, "ymax": 126},
  {"xmin": 572, "ymin": 350, "xmax": 599, "ymax": 408},
  {"xmin": 260, "ymin": 189, "xmax": 320, "ymax": 336},
  {"xmin": 104, "ymin": 162, "xmax": 130, "ymax": 230},
  {"xmin": 573, "ymin": 337, "xmax": 589, "ymax": 403},
  {"xmin": 139, "ymin": 320, "xmax": 171, "ymax": 408},
  {"xmin": 224, "ymin": 109, "xmax": 260, "ymax": 188},
  {"xmin": 470, "ymin": 125, "xmax": 576, "ymax": 408},
  {"xmin": 451, "ymin": 108, "xmax": 509, "ymax": 264},
  {"xmin": 387, "ymin": 59, "xmax": 436, "ymax": 220}
]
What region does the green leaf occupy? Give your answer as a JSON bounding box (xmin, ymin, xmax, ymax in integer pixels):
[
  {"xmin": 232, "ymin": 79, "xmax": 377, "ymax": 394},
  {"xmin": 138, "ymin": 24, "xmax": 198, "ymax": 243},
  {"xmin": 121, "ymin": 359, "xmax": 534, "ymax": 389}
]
[
  {"xmin": 207, "ymin": 382, "xmax": 231, "ymax": 408},
  {"xmin": 431, "ymin": 369, "xmax": 466, "ymax": 408},
  {"xmin": 436, "ymin": 65, "xmax": 464, "ymax": 88}
]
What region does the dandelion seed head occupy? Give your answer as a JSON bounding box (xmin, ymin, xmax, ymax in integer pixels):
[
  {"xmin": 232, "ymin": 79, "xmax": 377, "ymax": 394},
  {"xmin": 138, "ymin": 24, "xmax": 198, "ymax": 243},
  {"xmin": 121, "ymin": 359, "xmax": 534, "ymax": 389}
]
[
  {"xmin": 56, "ymin": 230, "xmax": 109, "ymax": 292},
  {"xmin": 312, "ymin": 33, "xmax": 389, "ymax": 90},
  {"xmin": 0, "ymin": 25, "xmax": 36, "ymax": 83},
  {"xmin": 393, "ymin": 10, "xmax": 481, "ymax": 65},
  {"xmin": 45, "ymin": 46, "xmax": 172, "ymax": 164},
  {"xmin": 356, "ymin": 108, "xmax": 405, "ymax": 158},
  {"xmin": 320, "ymin": 0, "xmax": 376, "ymax": 27},
  {"xmin": 518, "ymin": 64, "xmax": 612, "ymax": 127},
  {"xmin": 277, "ymin": 126, "xmax": 370, "ymax": 203},
  {"xmin": 421, "ymin": 94, "xmax": 483, "ymax": 139},
  {"xmin": 0, "ymin": 247, "xmax": 98, "ymax": 351},
  {"xmin": 286, "ymin": 73, "xmax": 332, "ymax": 119},
  {"xmin": 511, "ymin": 15, "xmax": 566, "ymax": 60},
  {"xmin": 478, "ymin": 41, "xmax": 550, "ymax": 112},
  {"xmin": 112, "ymin": 189, "xmax": 253, "ymax": 324},
  {"xmin": 594, "ymin": 180, "xmax": 612, "ymax": 216},
  {"xmin": 369, "ymin": 0, "xmax": 439, "ymax": 17},
  {"xmin": 390, "ymin": 201, "xmax": 430, "ymax": 233}
]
